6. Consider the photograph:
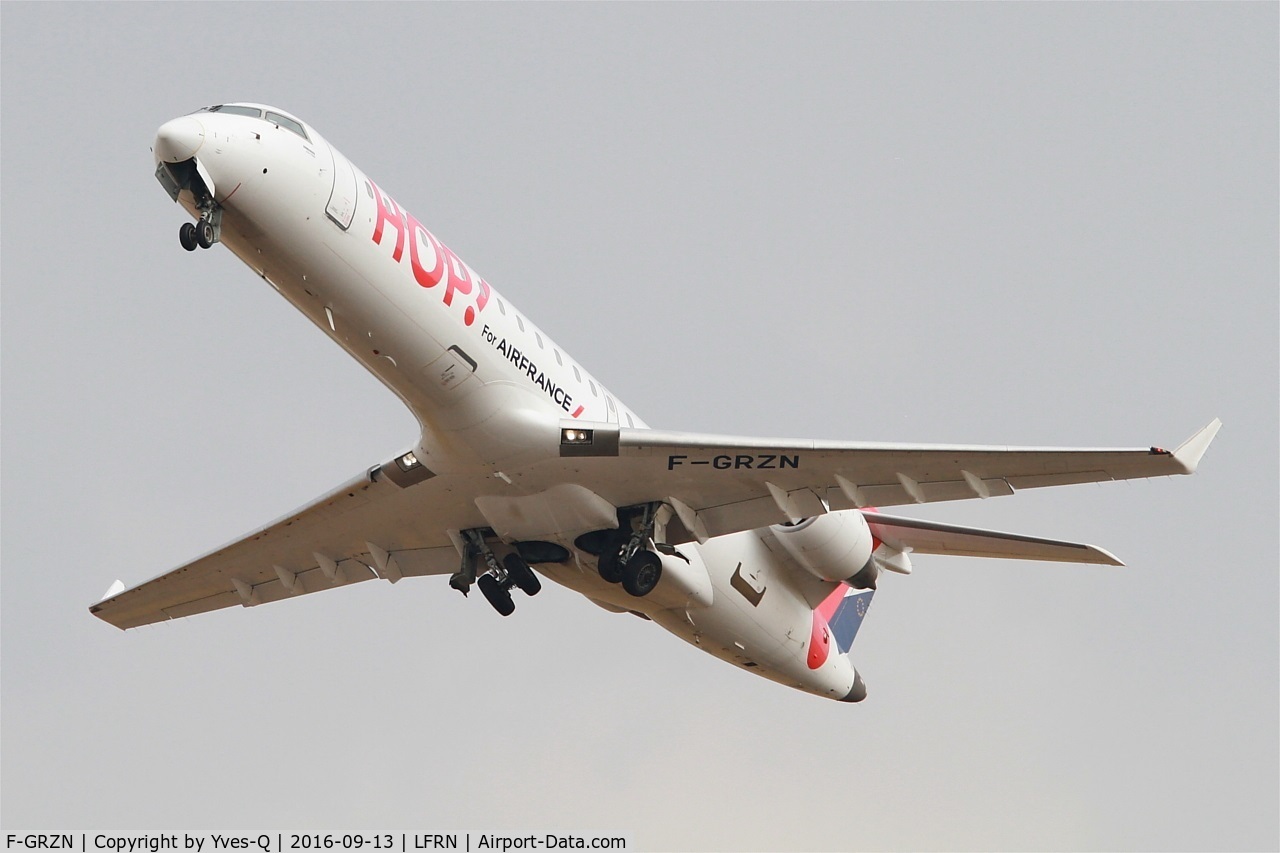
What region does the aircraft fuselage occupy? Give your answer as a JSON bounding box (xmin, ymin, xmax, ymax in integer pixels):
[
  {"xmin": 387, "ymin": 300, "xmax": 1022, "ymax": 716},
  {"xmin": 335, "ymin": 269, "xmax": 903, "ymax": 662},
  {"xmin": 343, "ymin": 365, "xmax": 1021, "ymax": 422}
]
[{"xmin": 153, "ymin": 104, "xmax": 866, "ymax": 701}]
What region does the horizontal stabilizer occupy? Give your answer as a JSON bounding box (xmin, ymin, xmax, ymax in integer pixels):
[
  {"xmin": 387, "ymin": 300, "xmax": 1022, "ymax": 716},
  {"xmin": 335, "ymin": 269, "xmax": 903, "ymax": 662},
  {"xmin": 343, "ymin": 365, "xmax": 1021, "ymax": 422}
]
[{"xmin": 863, "ymin": 511, "xmax": 1123, "ymax": 566}]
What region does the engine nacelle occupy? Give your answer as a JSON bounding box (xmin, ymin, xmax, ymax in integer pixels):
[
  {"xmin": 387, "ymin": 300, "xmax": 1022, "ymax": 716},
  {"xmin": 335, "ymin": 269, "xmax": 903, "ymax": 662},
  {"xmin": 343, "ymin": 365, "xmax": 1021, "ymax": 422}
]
[{"xmin": 771, "ymin": 511, "xmax": 879, "ymax": 588}]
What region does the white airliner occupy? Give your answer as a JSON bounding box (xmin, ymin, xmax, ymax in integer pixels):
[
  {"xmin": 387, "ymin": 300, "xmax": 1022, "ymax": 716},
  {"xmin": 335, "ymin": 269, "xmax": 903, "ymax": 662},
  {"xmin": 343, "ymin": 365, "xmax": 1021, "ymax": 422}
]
[{"xmin": 91, "ymin": 104, "xmax": 1221, "ymax": 702}]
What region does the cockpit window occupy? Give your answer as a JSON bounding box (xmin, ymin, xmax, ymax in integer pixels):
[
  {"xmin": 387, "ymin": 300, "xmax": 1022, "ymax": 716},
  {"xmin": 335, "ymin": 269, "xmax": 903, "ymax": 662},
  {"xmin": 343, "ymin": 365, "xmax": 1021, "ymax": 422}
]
[
  {"xmin": 266, "ymin": 111, "xmax": 308, "ymax": 140},
  {"xmin": 200, "ymin": 106, "xmax": 309, "ymax": 140},
  {"xmin": 204, "ymin": 105, "xmax": 262, "ymax": 118}
]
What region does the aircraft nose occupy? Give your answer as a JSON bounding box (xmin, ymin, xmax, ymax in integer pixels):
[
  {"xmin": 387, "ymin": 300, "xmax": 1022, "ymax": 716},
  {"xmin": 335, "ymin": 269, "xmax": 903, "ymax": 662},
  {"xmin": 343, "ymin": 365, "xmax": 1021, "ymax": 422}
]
[{"xmin": 154, "ymin": 116, "xmax": 205, "ymax": 163}]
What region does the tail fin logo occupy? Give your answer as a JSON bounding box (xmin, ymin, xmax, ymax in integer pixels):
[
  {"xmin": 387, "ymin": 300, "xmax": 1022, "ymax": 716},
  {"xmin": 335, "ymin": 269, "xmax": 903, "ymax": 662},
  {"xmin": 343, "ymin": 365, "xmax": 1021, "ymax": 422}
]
[
  {"xmin": 830, "ymin": 589, "xmax": 874, "ymax": 654},
  {"xmin": 809, "ymin": 586, "xmax": 875, "ymax": 669}
]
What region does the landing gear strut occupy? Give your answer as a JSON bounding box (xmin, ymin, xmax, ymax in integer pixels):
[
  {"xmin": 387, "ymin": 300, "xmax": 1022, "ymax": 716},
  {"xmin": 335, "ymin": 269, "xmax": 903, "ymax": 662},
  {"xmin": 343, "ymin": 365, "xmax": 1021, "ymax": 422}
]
[
  {"xmin": 450, "ymin": 529, "xmax": 542, "ymax": 617},
  {"xmin": 596, "ymin": 503, "xmax": 664, "ymax": 598}
]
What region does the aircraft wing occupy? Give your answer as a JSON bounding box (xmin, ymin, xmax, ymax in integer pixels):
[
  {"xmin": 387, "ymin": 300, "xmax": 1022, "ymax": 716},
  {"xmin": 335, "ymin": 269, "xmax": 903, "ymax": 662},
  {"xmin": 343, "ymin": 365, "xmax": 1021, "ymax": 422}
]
[
  {"xmin": 90, "ymin": 460, "xmax": 470, "ymax": 630},
  {"xmin": 556, "ymin": 419, "xmax": 1222, "ymax": 543},
  {"xmin": 93, "ymin": 419, "xmax": 1219, "ymax": 628}
]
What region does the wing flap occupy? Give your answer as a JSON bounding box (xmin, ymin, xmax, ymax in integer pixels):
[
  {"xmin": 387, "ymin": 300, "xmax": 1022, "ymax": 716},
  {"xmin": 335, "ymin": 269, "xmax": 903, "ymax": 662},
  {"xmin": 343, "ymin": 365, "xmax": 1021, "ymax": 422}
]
[{"xmin": 830, "ymin": 475, "xmax": 1017, "ymax": 508}]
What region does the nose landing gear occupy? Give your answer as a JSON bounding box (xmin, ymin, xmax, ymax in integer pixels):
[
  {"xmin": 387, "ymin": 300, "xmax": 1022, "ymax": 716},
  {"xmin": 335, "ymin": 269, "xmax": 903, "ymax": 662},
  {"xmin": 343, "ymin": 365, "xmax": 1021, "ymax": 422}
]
[
  {"xmin": 195, "ymin": 218, "xmax": 216, "ymax": 248},
  {"xmin": 178, "ymin": 205, "xmax": 221, "ymax": 252}
]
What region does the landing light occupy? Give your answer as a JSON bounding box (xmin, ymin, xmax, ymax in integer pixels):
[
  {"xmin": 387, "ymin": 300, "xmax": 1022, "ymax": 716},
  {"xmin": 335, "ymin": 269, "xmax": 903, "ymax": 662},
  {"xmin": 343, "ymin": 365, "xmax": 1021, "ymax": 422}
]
[
  {"xmin": 396, "ymin": 451, "xmax": 421, "ymax": 471},
  {"xmin": 561, "ymin": 428, "xmax": 594, "ymax": 446}
]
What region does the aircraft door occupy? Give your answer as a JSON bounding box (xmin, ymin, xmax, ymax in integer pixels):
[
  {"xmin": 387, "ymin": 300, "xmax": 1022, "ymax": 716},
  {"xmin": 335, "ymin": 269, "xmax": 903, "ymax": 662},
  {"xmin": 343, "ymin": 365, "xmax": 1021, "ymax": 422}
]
[{"xmin": 325, "ymin": 145, "xmax": 359, "ymax": 230}]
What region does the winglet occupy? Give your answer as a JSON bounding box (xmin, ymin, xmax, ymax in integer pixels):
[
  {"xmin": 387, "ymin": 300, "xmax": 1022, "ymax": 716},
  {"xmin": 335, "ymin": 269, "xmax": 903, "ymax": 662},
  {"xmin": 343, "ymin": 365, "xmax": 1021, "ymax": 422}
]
[
  {"xmin": 1172, "ymin": 418, "xmax": 1222, "ymax": 474},
  {"xmin": 99, "ymin": 579, "xmax": 126, "ymax": 602},
  {"xmin": 1086, "ymin": 545, "xmax": 1126, "ymax": 567}
]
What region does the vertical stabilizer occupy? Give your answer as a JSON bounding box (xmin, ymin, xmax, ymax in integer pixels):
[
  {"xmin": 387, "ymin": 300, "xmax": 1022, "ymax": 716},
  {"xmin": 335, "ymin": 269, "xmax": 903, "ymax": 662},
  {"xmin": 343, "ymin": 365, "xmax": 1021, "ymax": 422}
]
[
  {"xmin": 816, "ymin": 585, "xmax": 875, "ymax": 655},
  {"xmin": 830, "ymin": 589, "xmax": 874, "ymax": 654}
]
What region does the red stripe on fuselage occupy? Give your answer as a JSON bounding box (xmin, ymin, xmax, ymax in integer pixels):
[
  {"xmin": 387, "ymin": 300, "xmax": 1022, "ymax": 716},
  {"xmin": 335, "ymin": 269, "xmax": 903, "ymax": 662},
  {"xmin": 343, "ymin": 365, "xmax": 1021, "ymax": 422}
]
[
  {"xmin": 816, "ymin": 584, "xmax": 844, "ymax": 623},
  {"xmin": 807, "ymin": 609, "xmax": 833, "ymax": 670},
  {"xmin": 808, "ymin": 585, "xmax": 846, "ymax": 670}
]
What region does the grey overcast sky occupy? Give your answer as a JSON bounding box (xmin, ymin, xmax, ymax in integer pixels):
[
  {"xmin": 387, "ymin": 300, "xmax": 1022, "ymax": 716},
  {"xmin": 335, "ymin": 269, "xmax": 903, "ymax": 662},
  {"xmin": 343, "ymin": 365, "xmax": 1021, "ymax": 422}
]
[{"xmin": 2, "ymin": 3, "xmax": 1276, "ymax": 850}]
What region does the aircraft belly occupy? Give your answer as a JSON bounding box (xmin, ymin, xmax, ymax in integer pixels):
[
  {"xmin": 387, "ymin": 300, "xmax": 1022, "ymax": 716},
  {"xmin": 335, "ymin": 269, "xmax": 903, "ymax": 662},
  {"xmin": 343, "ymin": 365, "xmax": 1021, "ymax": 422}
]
[
  {"xmin": 693, "ymin": 533, "xmax": 857, "ymax": 699},
  {"xmin": 535, "ymin": 531, "xmax": 856, "ymax": 700}
]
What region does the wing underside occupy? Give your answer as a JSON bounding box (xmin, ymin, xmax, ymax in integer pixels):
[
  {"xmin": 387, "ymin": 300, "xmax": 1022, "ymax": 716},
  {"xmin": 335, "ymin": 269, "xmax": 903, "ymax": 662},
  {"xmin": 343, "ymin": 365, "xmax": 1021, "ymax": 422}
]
[
  {"xmin": 91, "ymin": 419, "xmax": 1219, "ymax": 629},
  {"xmin": 90, "ymin": 465, "xmax": 468, "ymax": 630},
  {"xmin": 553, "ymin": 419, "xmax": 1221, "ymax": 543}
]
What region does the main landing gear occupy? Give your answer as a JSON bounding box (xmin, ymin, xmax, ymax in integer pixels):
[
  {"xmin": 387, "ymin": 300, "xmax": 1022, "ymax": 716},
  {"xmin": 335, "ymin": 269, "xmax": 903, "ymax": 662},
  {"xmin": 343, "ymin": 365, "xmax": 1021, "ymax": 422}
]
[
  {"xmin": 450, "ymin": 530, "xmax": 543, "ymax": 617},
  {"xmin": 594, "ymin": 503, "xmax": 664, "ymax": 598}
]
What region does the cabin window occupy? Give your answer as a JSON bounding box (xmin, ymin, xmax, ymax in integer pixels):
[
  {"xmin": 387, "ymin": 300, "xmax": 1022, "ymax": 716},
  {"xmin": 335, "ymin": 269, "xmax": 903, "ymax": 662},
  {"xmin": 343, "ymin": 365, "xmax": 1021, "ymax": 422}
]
[
  {"xmin": 573, "ymin": 366, "xmax": 581, "ymax": 381},
  {"xmin": 496, "ymin": 298, "xmax": 506, "ymax": 315},
  {"xmin": 535, "ymin": 332, "xmax": 544, "ymax": 349},
  {"xmin": 626, "ymin": 413, "xmax": 634, "ymax": 427},
  {"xmin": 588, "ymin": 380, "xmax": 597, "ymax": 397},
  {"xmin": 554, "ymin": 349, "xmax": 563, "ymax": 366},
  {"xmin": 266, "ymin": 111, "xmax": 309, "ymax": 140},
  {"xmin": 516, "ymin": 316, "xmax": 525, "ymax": 332}
]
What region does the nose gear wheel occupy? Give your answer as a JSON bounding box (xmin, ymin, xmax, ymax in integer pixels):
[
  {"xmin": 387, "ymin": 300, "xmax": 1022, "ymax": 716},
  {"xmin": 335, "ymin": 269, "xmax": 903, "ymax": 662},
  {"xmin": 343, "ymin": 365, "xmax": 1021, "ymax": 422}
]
[
  {"xmin": 177, "ymin": 203, "xmax": 222, "ymax": 252},
  {"xmin": 179, "ymin": 222, "xmax": 198, "ymax": 252},
  {"xmin": 195, "ymin": 219, "xmax": 216, "ymax": 248}
]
